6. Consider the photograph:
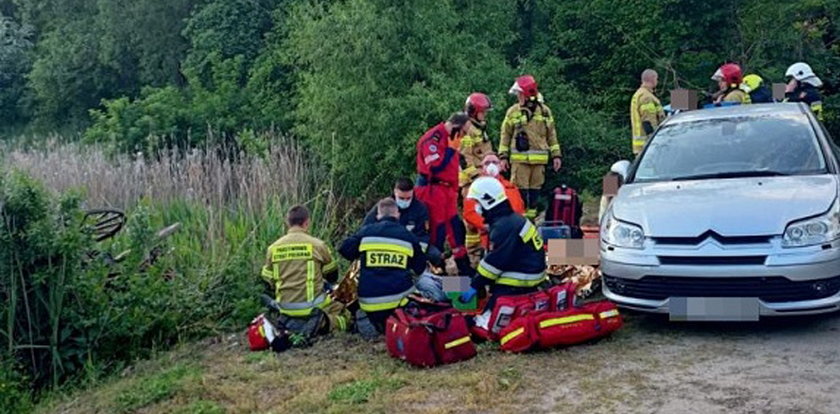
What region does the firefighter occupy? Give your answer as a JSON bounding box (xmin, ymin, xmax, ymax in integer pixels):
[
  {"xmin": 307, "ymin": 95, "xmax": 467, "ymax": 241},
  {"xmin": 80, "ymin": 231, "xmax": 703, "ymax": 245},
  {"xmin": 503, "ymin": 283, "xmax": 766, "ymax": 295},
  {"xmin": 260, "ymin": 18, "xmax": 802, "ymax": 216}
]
[
  {"xmin": 463, "ymin": 154, "xmax": 525, "ymax": 260},
  {"xmin": 460, "ymin": 93, "xmax": 495, "ymax": 188},
  {"xmin": 415, "ymin": 111, "xmax": 474, "ymax": 276},
  {"xmin": 459, "ymin": 93, "xmax": 495, "ymax": 266},
  {"xmin": 339, "ymin": 198, "xmax": 428, "ymax": 337},
  {"xmin": 629, "ymin": 69, "xmax": 665, "ymax": 155},
  {"xmin": 261, "ymin": 205, "xmax": 350, "ymax": 335},
  {"xmin": 459, "ymin": 177, "xmax": 547, "ymax": 326},
  {"xmin": 743, "ymin": 74, "xmax": 774, "ymax": 103},
  {"xmin": 784, "ymin": 62, "xmax": 824, "ymax": 121},
  {"xmin": 499, "ymin": 75, "xmax": 562, "ymax": 219},
  {"xmin": 714, "ymin": 63, "xmax": 750, "ymax": 104}
]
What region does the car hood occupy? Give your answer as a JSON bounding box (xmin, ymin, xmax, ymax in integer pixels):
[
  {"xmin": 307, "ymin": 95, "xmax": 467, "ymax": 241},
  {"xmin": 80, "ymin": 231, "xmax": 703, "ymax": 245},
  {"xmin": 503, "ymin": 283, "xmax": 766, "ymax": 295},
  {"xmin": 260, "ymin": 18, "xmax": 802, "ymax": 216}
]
[{"xmin": 612, "ymin": 175, "xmax": 838, "ymax": 237}]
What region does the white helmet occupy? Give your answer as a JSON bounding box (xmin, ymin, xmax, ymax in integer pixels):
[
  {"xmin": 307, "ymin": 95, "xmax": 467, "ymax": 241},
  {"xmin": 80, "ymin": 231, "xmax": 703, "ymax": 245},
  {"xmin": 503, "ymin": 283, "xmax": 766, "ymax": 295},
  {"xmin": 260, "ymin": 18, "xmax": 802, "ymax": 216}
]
[
  {"xmin": 467, "ymin": 177, "xmax": 508, "ymax": 212},
  {"xmin": 710, "ymin": 68, "xmax": 723, "ymax": 81},
  {"xmin": 786, "ymin": 62, "xmax": 823, "ymax": 87}
]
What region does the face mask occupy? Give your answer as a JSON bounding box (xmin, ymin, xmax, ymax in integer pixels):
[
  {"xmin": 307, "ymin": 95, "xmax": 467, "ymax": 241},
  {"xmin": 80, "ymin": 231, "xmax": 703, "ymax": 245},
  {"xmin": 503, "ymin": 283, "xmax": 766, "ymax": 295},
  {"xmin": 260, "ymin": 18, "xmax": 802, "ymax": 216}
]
[
  {"xmin": 484, "ymin": 163, "xmax": 500, "ymax": 177},
  {"xmin": 396, "ymin": 198, "xmax": 411, "ymax": 209}
]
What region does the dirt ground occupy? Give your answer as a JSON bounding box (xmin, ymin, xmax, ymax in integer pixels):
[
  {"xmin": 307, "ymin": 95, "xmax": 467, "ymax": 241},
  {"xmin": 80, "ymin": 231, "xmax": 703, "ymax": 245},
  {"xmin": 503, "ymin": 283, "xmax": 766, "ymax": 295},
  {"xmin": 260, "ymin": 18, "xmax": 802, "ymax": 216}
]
[{"xmin": 37, "ymin": 308, "xmax": 840, "ymax": 414}]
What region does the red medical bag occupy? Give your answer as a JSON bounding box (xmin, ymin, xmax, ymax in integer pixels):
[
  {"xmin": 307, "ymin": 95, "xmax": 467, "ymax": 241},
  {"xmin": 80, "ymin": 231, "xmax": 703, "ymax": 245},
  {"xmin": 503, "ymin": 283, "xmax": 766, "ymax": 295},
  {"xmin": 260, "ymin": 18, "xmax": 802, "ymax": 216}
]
[{"xmin": 385, "ymin": 303, "xmax": 476, "ymax": 367}]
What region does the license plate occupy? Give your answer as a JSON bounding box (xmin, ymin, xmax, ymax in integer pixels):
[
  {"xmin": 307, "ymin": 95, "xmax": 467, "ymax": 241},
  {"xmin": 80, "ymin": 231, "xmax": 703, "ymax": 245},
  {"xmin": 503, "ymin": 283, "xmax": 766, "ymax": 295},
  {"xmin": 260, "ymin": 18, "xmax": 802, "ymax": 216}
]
[{"xmin": 669, "ymin": 297, "xmax": 760, "ymax": 322}]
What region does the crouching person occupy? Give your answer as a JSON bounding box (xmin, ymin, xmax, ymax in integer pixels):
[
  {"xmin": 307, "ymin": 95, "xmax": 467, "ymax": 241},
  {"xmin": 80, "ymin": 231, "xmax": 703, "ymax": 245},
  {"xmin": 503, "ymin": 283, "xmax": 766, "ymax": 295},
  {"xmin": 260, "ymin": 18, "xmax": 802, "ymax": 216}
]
[
  {"xmin": 459, "ymin": 177, "xmax": 547, "ymax": 329},
  {"xmin": 261, "ymin": 205, "xmax": 351, "ymax": 341},
  {"xmin": 340, "ymin": 198, "xmax": 429, "ymax": 339}
]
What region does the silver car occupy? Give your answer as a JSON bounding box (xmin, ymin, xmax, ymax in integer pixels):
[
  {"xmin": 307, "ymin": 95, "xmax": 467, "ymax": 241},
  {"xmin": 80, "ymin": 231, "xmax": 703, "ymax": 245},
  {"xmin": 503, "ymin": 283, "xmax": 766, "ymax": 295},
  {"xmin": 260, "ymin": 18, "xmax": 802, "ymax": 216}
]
[{"xmin": 601, "ymin": 103, "xmax": 840, "ymax": 321}]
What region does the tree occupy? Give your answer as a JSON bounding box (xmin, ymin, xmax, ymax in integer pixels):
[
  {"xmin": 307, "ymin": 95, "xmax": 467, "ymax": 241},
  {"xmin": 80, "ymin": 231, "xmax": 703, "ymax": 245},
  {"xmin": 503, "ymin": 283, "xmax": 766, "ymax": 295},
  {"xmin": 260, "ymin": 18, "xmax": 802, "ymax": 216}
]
[
  {"xmin": 283, "ymin": 0, "xmax": 516, "ymax": 197},
  {"xmin": 0, "ymin": 12, "xmax": 33, "ymax": 125}
]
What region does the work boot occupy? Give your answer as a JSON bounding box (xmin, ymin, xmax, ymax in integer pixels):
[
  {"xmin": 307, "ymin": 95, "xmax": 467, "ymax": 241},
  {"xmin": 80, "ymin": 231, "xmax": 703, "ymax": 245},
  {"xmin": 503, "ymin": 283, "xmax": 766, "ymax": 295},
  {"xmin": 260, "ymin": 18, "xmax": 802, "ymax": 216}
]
[{"xmin": 355, "ymin": 310, "xmax": 380, "ymax": 341}]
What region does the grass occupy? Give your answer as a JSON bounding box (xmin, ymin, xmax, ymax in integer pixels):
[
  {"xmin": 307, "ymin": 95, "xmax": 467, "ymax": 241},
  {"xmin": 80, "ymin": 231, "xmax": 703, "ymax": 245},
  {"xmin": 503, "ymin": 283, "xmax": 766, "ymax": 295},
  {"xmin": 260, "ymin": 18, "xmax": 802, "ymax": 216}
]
[{"xmin": 32, "ymin": 321, "xmax": 640, "ymax": 414}]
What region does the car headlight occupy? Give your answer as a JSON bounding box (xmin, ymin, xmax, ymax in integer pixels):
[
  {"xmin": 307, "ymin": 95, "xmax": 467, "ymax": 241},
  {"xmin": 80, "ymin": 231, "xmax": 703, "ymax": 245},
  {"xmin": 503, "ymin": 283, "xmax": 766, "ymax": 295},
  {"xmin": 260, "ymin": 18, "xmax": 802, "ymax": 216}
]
[
  {"xmin": 601, "ymin": 211, "xmax": 645, "ymax": 249},
  {"xmin": 782, "ymin": 200, "xmax": 840, "ymax": 248}
]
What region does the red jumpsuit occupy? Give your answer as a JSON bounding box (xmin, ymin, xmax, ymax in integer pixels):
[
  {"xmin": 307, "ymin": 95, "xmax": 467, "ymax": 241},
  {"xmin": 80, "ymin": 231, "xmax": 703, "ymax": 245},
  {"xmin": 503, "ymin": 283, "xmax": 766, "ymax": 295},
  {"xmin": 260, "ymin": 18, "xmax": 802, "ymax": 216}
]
[{"xmin": 415, "ymin": 123, "xmax": 467, "ymax": 259}]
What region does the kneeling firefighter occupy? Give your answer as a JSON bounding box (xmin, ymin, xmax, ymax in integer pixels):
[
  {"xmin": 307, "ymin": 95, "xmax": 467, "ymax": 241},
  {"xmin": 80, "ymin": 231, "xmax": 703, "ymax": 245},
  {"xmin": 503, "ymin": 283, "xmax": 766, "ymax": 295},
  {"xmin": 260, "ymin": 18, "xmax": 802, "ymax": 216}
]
[
  {"xmin": 339, "ymin": 198, "xmax": 428, "ymax": 337},
  {"xmin": 261, "ymin": 205, "xmax": 351, "ymax": 340},
  {"xmin": 459, "ymin": 177, "xmax": 547, "ymax": 325}
]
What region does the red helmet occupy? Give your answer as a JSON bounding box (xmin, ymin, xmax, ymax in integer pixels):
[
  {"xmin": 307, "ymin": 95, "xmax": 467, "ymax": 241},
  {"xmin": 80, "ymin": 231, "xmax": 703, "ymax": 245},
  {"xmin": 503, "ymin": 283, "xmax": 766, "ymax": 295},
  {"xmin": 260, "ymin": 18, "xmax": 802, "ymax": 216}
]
[
  {"xmin": 510, "ymin": 75, "xmax": 539, "ymax": 98},
  {"xmin": 465, "ymin": 93, "xmax": 492, "ymax": 117},
  {"xmin": 719, "ymin": 63, "xmax": 743, "ymax": 86}
]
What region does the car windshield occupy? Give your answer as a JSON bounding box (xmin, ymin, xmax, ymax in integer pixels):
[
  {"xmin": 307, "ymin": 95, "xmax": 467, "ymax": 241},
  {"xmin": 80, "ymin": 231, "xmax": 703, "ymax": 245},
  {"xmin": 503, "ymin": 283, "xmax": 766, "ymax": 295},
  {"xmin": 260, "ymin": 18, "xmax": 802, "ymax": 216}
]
[{"xmin": 633, "ymin": 114, "xmax": 827, "ymax": 182}]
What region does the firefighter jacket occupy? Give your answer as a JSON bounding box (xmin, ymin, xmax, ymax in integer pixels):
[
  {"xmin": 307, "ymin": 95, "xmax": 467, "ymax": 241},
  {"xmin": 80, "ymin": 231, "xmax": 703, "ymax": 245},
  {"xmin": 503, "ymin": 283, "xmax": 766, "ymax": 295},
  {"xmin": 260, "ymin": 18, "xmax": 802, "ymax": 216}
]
[
  {"xmin": 463, "ymin": 177, "xmax": 525, "ymax": 236},
  {"xmin": 471, "ymin": 206, "xmax": 547, "ymax": 290},
  {"xmin": 629, "ymin": 86, "xmax": 665, "ymax": 154},
  {"xmin": 499, "ymin": 102, "xmax": 561, "ymax": 165},
  {"xmin": 721, "ymin": 88, "xmax": 751, "ymax": 104},
  {"xmin": 786, "ymin": 83, "xmax": 824, "ymax": 121},
  {"xmin": 339, "ymin": 217, "xmax": 427, "ymax": 313},
  {"xmin": 416, "ymin": 122, "xmax": 460, "ymax": 188},
  {"xmin": 261, "ymin": 226, "xmax": 339, "ymax": 317},
  {"xmin": 459, "ymin": 119, "xmax": 495, "ymax": 187},
  {"xmin": 363, "ymin": 198, "xmax": 431, "ymax": 251}
]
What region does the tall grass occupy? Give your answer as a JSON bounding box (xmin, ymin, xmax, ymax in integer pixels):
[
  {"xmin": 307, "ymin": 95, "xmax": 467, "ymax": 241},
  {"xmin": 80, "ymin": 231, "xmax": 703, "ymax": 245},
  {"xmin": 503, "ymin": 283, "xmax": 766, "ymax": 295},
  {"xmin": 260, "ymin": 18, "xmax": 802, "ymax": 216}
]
[{"xmin": 1, "ymin": 133, "xmax": 357, "ymax": 406}]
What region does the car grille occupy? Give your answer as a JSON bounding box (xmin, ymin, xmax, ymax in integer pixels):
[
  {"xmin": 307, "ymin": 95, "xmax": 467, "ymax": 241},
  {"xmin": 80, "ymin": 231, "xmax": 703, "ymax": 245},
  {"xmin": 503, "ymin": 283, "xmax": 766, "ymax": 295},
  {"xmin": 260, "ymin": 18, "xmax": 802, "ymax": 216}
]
[
  {"xmin": 604, "ymin": 274, "xmax": 840, "ymax": 302},
  {"xmin": 658, "ymin": 256, "xmax": 767, "ymax": 265},
  {"xmin": 652, "ymin": 232, "xmax": 773, "ymax": 246}
]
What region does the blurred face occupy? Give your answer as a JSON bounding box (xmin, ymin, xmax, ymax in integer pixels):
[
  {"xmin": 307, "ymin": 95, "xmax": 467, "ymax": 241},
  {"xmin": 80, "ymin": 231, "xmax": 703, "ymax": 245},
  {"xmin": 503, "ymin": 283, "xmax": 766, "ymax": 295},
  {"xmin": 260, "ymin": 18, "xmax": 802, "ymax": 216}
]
[
  {"xmin": 394, "ymin": 189, "xmax": 413, "ymax": 202},
  {"xmin": 482, "ymin": 155, "xmax": 501, "ymax": 177},
  {"xmin": 650, "ymin": 74, "xmax": 659, "ymax": 88},
  {"xmin": 475, "ymin": 111, "xmax": 486, "ymax": 122},
  {"xmin": 717, "ymin": 79, "xmax": 727, "ymax": 91}
]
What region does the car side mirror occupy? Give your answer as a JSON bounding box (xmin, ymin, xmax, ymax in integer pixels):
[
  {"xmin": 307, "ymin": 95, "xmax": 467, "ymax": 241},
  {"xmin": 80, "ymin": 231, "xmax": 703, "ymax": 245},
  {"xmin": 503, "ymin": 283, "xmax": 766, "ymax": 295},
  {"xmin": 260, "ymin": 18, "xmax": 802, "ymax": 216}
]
[{"xmin": 610, "ymin": 160, "xmax": 631, "ymax": 181}]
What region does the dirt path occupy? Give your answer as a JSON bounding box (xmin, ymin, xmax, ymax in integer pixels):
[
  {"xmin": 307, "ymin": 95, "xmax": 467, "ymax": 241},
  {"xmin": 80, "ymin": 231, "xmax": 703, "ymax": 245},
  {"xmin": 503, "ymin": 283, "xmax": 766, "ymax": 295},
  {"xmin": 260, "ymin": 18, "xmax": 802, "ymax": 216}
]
[{"xmin": 539, "ymin": 311, "xmax": 840, "ymax": 413}]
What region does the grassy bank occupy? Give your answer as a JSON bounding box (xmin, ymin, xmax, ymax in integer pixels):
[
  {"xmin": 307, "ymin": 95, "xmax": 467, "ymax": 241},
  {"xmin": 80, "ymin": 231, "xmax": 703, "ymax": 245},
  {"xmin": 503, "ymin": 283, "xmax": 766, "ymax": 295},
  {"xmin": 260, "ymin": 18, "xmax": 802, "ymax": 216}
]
[{"xmin": 1, "ymin": 137, "xmax": 360, "ymax": 410}]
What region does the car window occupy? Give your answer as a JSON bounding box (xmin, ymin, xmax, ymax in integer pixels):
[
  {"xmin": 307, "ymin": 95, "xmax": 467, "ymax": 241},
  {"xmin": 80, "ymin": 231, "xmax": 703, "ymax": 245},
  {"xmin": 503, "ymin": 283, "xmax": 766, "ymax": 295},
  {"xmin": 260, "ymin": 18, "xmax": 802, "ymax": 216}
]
[{"xmin": 634, "ymin": 114, "xmax": 827, "ymax": 182}]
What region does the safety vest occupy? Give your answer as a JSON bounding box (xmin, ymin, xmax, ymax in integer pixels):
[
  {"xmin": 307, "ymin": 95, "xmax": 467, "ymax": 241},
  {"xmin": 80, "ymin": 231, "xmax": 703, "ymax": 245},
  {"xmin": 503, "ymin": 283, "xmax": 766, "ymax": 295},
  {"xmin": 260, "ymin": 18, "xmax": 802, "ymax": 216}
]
[{"xmin": 260, "ymin": 227, "xmax": 337, "ymax": 317}]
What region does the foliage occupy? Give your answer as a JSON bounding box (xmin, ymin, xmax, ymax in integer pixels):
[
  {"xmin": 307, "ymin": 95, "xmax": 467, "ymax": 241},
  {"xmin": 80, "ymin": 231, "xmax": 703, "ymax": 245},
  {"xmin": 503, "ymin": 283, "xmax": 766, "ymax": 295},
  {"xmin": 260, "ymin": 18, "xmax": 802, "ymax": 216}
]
[
  {"xmin": 0, "ymin": 13, "xmax": 33, "ymax": 124},
  {"xmin": 1, "ymin": 137, "xmax": 347, "ymax": 402}
]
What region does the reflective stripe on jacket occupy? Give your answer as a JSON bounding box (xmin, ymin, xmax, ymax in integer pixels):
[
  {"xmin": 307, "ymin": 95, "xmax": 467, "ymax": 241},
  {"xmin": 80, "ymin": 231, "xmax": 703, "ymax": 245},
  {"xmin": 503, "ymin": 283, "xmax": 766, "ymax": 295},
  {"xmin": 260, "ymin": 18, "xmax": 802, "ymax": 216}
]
[
  {"xmin": 499, "ymin": 103, "xmax": 560, "ymax": 164},
  {"xmin": 473, "ymin": 213, "xmax": 547, "ymax": 289},
  {"xmin": 339, "ymin": 217, "xmax": 427, "ymax": 312},
  {"xmin": 261, "ymin": 227, "xmax": 338, "ymax": 316}
]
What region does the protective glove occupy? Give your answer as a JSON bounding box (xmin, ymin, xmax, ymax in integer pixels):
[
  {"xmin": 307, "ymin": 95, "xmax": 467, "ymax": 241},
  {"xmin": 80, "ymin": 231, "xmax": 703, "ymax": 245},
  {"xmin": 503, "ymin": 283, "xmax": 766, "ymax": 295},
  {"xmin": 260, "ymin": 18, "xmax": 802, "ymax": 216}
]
[{"xmin": 459, "ymin": 287, "xmax": 477, "ymax": 304}]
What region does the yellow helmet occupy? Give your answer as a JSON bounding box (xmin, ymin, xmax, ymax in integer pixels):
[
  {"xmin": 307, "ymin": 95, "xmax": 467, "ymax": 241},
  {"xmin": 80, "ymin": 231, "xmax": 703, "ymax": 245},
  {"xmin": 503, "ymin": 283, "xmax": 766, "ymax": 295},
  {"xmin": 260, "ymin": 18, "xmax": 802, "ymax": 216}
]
[{"xmin": 742, "ymin": 74, "xmax": 763, "ymax": 92}]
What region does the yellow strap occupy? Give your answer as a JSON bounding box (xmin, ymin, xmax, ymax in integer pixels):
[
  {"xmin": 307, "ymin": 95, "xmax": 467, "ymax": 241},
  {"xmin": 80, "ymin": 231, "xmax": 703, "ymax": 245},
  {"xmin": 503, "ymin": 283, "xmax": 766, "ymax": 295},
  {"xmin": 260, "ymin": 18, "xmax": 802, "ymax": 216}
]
[
  {"xmin": 322, "ymin": 260, "xmax": 337, "ymax": 274},
  {"xmin": 444, "ymin": 336, "xmax": 471, "ymax": 349},
  {"xmin": 539, "ymin": 314, "xmax": 594, "ymax": 329},
  {"xmin": 500, "ymin": 327, "xmax": 526, "ymax": 346}
]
